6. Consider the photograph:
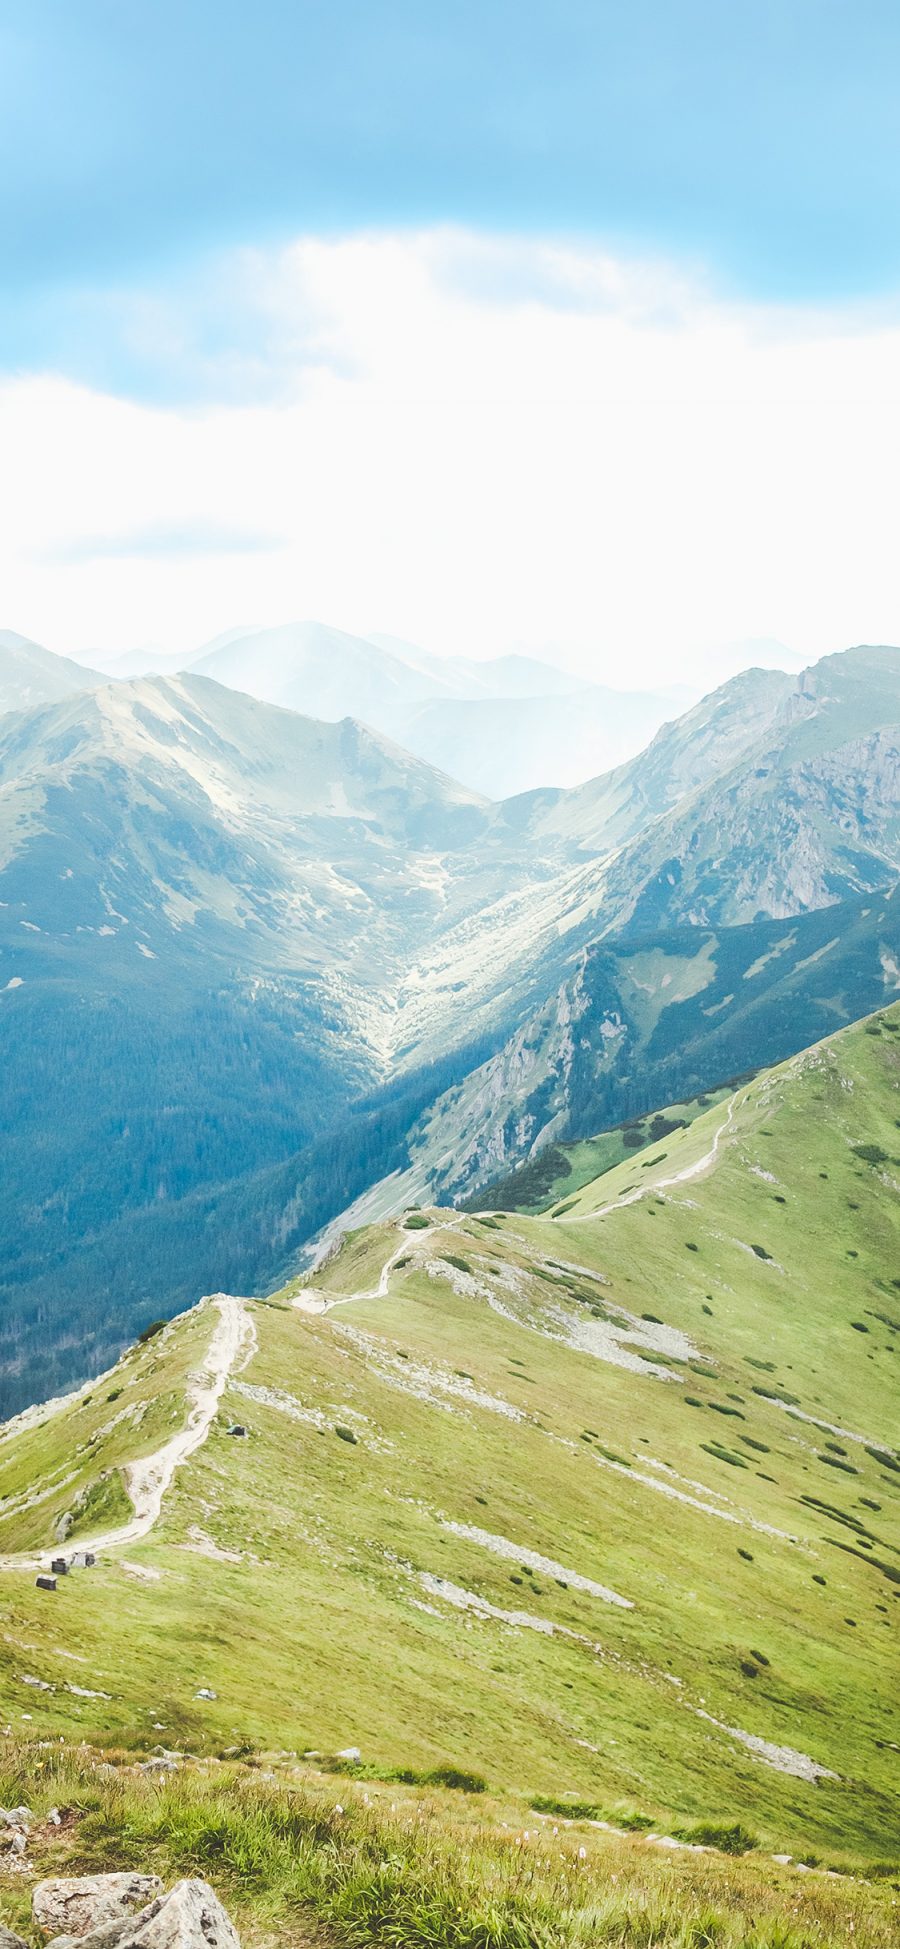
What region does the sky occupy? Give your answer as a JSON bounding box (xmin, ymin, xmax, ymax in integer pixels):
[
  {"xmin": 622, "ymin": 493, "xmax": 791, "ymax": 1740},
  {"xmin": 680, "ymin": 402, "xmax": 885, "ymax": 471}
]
[{"xmin": 2, "ymin": 2, "xmax": 900, "ymax": 683}]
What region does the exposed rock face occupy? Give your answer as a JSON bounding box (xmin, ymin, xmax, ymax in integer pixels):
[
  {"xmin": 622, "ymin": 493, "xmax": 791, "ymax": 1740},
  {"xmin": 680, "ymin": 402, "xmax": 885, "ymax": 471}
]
[
  {"xmin": 118, "ymin": 1880, "xmax": 239, "ymax": 1949},
  {"xmin": 400, "ymin": 883, "xmax": 900, "ymax": 1207},
  {"xmin": 33, "ymin": 1879, "xmax": 238, "ymax": 1949},
  {"xmin": 33, "ymin": 1874, "xmax": 164, "ymax": 1940},
  {"xmin": 0, "ymin": 1925, "xmax": 29, "ymax": 1949}
]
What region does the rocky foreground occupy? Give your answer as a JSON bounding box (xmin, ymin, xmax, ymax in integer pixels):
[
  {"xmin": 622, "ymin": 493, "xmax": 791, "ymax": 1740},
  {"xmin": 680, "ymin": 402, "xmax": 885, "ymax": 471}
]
[{"xmin": 2, "ymin": 1872, "xmax": 237, "ymax": 1949}]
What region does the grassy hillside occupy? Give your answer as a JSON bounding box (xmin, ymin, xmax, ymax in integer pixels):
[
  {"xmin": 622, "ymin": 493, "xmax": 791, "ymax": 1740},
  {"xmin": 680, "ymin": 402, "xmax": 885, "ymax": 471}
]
[
  {"xmin": 466, "ymin": 1084, "xmax": 735, "ymax": 1212},
  {"xmin": 0, "ymin": 1008, "xmax": 897, "ymax": 1877},
  {"xmin": 1, "ymin": 1749, "xmax": 898, "ymax": 1949}
]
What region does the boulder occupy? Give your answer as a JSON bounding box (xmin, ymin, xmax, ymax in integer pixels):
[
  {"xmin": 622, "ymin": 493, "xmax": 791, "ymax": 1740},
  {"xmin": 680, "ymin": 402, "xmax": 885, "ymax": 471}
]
[
  {"xmin": 46, "ymin": 1922, "xmax": 137, "ymax": 1949},
  {"xmin": 47, "ymin": 1883, "xmax": 239, "ymax": 1949},
  {"xmin": 33, "ymin": 1874, "xmax": 163, "ymax": 1940},
  {"xmin": 118, "ymin": 1881, "xmax": 238, "ymax": 1949},
  {"xmin": 0, "ymin": 1925, "xmax": 30, "ymax": 1949}
]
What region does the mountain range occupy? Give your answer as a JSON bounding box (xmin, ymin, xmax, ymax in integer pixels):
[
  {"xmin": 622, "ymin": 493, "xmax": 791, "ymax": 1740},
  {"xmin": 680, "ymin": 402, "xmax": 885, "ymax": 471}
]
[
  {"xmin": 188, "ymin": 620, "xmax": 696, "ymax": 795},
  {"xmin": 0, "ymin": 622, "xmax": 696, "ymax": 795},
  {"xmin": 0, "ymin": 640, "xmax": 898, "ymax": 1412}
]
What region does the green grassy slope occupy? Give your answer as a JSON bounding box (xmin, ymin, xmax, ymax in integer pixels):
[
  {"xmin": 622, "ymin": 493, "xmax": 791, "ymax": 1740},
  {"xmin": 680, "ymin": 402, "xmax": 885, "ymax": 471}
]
[
  {"xmin": 0, "ymin": 1008, "xmax": 897, "ymax": 1868},
  {"xmin": 2, "ymin": 1752, "xmax": 899, "ymax": 1949},
  {"xmin": 466, "ymin": 1083, "xmax": 734, "ymax": 1212}
]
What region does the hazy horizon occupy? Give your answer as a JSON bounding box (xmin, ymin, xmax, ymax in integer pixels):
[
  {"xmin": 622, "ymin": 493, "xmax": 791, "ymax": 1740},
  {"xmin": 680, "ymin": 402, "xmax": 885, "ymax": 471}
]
[{"xmin": 5, "ymin": 613, "xmax": 815, "ymax": 698}]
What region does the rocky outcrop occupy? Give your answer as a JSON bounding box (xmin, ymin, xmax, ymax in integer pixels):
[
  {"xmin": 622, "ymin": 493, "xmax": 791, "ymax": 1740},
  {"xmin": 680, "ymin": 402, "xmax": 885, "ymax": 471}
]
[
  {"xmin": 0, "ymin": 1927, "xmax": 29, "ymax": 1949},
  {"xmin": 33, "ymin": 1875, "xmax": 163, "ymax": 1940},
  {"xmin": 33, "ymin": 1878, "xmax": 238, "ymax": 1949}
]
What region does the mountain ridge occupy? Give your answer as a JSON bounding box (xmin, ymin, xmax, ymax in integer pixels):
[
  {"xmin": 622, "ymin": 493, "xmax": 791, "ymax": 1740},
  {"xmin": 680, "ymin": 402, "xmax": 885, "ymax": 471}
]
[
  {"xmin": 0, "ymin": 629, "xmax": 104, "ymax": 715},
  {"xmin": 1, "ymin": 1004, "xmax": 896, "ymax": 1862}
]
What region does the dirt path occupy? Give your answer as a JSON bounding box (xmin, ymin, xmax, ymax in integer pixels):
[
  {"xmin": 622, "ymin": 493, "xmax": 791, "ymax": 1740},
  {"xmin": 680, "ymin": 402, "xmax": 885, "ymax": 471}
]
[
  {"xmin": 556, "ymin": 1089, "xmax": 743, "ymax": 1225},
  {"xmin": 0, "ymin": 1295, "xmax": 255, "ymax": 1573},
  {"xmin": 293, "ymin": 1230, "xmax": 446, "ymax": 1314}
]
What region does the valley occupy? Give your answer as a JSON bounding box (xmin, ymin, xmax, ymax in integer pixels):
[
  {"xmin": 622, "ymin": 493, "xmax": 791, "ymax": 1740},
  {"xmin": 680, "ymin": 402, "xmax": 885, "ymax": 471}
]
[{"xmin": 1, "ymin": 645, "xmax": 899, "ymax": 1410}]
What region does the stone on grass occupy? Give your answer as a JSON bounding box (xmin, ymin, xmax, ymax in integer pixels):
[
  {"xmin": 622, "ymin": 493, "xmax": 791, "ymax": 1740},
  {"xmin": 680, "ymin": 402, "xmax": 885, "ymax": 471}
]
[
  {"xmin": 0, "ymin": 1924, "xmax": 29, "ymax": 1949},
  {"xmin": 33, "ymin": 1874, "xmax": 164, "ymax": 1940},
  {"xmin": 121, "ymin": 1880, "xmax": 238, "ymax": 1949},
  {"xmin": 45, "ymin": 1882, "xmax": 240, "ymax": 1949},
  {"xmin": 336, "ymin": 1745, "xmax": 361, "ymax": 1761}
]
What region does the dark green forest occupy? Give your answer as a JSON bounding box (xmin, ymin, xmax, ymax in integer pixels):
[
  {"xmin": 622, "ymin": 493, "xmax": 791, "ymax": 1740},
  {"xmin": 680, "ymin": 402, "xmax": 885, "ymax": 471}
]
[{"xmin": 0, "ymin": 984, "xmax": 500, "ymax": 1414}]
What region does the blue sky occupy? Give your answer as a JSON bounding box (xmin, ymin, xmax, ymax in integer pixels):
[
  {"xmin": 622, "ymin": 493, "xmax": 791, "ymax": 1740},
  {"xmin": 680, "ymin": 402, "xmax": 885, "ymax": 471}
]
[
  {"xmin": 3, "ymin": 2, "xmax": 900, "ymax": 383},
  {"xmin": 2, "ymin": 3, "xmax": 900, "ymax": 671}
]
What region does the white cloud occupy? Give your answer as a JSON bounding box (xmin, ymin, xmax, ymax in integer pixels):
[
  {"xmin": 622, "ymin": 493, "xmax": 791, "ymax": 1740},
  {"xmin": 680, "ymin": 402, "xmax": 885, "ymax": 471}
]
[{"xmin": 2, "ymin": 226, "xmax": 900, "ymax": 685}]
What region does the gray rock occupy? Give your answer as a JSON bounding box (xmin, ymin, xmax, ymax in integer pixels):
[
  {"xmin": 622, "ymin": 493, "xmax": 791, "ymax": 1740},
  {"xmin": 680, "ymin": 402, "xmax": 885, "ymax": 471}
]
[
  {"xmin": 49, "ymin": 1918, "xmax": 153, "ymax": 1949},
  {"xmin": 53, "ymin": 1883, "xmax": 240, "ymax": 1949},
  {"xmin": 0, "ymin": 1806, "xmax": 32, "ymax": 1828},
  {"xmin": 127, "ymin": 1881, "xmax": 238, "ymax": 1949},
  {"xmin": 0, "ymin": 1924, "xmax": 30, "ymax": 1949},
  {"xmin": 33, "ymin": 1874, "xmax": 164, "ymax": 1940}
]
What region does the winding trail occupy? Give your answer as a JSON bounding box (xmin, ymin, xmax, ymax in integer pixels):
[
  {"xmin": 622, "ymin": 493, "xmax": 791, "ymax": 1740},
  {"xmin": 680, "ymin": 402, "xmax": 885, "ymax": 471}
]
[
  {"xmin": 292, "ymin": 1087, "xmax": 743, "ymax": 1326},
  {"xmin": 555, "ymin": 1089, "xmax": 743, "ymax": 1225},
  {"xmin": 293, "ymin": 1231, "xmax": 445, "ymax": 1314},
  {"xmin": 294, "ymin": 1092, "xmax": 743, "ymax": 1318},
  {"xmin": 0, "ymin": 1295, "xmax": 255, "ymax": 1573}
]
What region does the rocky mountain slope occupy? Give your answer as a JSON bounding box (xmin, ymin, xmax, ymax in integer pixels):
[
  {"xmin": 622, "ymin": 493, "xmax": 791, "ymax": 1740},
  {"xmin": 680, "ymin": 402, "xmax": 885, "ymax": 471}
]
[
  {"xmin": 1, "ymin": 1008, "xmax": 897, "ymax": 1861},
  {"xmin": 373, "ymin": 887, "xmax": 900, "ymax": 1211},
  {"xmin": 586, "ymin": 646, "xmax": 900, "ymax": 933},
  {"xmin": 312, "ymin": 647, "xmax": 900, "ymax": 1223},
  {"xmin": 0, "ymin": 630, "xmax": 102, "ymax": 714}
]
